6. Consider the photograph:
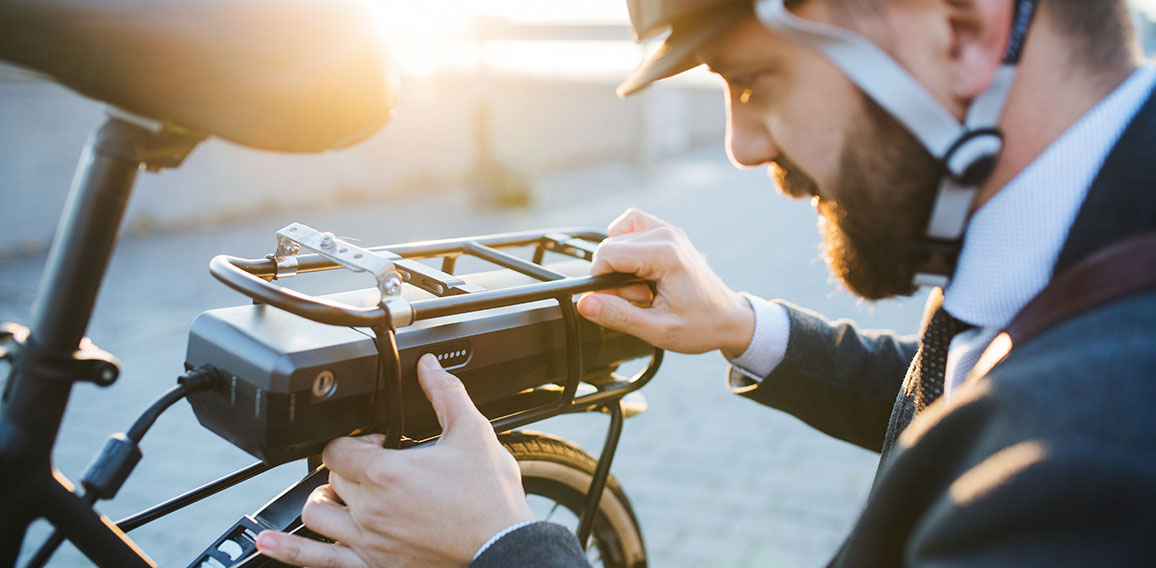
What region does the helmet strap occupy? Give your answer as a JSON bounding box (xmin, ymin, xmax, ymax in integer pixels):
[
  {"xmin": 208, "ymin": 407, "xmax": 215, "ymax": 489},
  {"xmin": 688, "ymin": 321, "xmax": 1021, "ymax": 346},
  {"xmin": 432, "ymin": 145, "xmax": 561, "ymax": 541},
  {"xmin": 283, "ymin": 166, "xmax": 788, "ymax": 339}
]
[{"xmin": 756, "ymin": 0, "xmax": 1040, "ymax": 287}]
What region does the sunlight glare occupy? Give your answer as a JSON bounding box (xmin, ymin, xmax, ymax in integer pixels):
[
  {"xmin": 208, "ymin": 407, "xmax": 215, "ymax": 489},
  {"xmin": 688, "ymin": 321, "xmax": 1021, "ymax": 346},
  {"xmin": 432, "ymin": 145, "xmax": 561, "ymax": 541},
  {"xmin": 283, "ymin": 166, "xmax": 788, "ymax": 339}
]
[
  {"xmin": 376, "ymin": 0, "xmax": 631, "ymax": 78},
  {"xmin": 378, "ymin": 0, "xmax": 480, "ymax": 76}
]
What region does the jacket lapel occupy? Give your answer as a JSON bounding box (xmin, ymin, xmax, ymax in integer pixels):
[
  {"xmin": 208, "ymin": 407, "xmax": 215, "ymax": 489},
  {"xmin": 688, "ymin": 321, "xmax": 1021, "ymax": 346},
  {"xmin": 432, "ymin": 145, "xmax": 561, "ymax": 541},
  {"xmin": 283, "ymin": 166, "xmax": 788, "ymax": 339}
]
[{"xmin": 1055, "ymin": 85, "xmax": 1156, "ymax": 274}]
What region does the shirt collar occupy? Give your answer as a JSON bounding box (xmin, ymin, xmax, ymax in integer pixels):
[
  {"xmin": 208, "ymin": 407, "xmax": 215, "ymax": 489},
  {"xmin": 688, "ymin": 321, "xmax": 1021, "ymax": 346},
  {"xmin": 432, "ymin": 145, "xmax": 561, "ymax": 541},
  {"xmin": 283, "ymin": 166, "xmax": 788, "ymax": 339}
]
[{"xmin": 943, "ymin": 65, "xmax": 1156, "ymax": 329}]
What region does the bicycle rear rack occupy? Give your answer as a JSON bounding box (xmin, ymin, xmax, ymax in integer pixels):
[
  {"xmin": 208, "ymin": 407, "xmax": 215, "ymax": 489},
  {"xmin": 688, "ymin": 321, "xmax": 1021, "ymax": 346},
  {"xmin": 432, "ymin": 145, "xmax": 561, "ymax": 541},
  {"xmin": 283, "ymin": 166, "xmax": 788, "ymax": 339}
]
[
  {"xmin": 209, "ymin": 224, "xmax": 663, "ymax": 433},
  {"xmin": 179, "ymin": 225, "xmax": 664, "ymax": 567}
]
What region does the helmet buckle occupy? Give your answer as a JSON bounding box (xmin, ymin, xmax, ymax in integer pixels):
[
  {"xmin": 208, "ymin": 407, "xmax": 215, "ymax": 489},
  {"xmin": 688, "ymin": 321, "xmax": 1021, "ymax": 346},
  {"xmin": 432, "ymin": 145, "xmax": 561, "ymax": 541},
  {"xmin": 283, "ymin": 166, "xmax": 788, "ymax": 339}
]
[{"xmin": 944, "ymin": 129, "xmax": 1003, "ymax": 186}]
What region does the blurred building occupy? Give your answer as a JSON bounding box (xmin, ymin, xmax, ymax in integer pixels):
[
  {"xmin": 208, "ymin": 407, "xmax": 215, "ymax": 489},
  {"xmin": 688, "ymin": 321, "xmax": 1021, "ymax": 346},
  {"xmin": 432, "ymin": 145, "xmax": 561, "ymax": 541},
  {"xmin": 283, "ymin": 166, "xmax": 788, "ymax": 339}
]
[
  {"xmin": 4, "ymin": 1, "xmax": 1156, "ymax": 257},
  {"xmin": 0, "ymin": 9, "xmax": 726, "ymax": 257}
]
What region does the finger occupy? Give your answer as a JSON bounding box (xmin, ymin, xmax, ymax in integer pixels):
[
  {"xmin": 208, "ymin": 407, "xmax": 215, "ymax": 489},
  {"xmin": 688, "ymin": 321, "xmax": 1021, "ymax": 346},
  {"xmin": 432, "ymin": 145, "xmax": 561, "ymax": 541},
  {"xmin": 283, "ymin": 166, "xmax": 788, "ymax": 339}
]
[
  {"xmin": 608, "ymin": 208, "xmax": 669, "ymax": 237},
  {"xmin": 300, "ymin": 486, "xmax": 362, "ymax": 544},
  {"xmin": 314, "ymin": 483, "xmax": 346, "ymax": 505},
  {"xmin": 256, "ymin": 530, "xmax": 368, "ymax": 568},
  {"xmin": 623, "ymin": 224, "xmax": 687, "ymax": 245},
  {"xmin": 579, "ymin": 283, "xmax": 654, "ymax": 307},
  {"xmin": 328, "ymin": 470, "xmax": 372, "ymax": 506},
  {"xmin": 590, "ymin": 240, "xmax": 679, "ymax": 278},
  {"xmin": 416, "ymin": 354, "xmax": 489, "ymax": 440},
  {"xmin": 323, "ymin": 436, "xmax": 391, "ymax": 484},
  {"xmin": 613, "ymin": 282, "xmax": 655, "ymax": 305},
  {"xmin": 576, "ymin": 292, "xmax": 668, "ymax": 340}
]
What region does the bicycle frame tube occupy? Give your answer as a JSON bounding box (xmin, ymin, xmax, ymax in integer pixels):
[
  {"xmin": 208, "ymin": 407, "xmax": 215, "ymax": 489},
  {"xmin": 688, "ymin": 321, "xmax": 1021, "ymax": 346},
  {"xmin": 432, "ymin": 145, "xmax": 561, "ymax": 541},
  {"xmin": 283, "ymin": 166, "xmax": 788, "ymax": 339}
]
[{"xmin": 0, "ymin": 116, "xmax": 202, "ymax": 567}]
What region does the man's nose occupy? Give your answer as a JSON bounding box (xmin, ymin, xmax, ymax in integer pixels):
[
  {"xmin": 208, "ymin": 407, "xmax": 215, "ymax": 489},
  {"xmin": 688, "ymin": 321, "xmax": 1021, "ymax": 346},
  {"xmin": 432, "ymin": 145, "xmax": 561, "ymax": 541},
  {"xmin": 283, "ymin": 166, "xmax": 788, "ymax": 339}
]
[{"xmin": 725, "ymin": 90, "xmax": 777, "ymax": 168}]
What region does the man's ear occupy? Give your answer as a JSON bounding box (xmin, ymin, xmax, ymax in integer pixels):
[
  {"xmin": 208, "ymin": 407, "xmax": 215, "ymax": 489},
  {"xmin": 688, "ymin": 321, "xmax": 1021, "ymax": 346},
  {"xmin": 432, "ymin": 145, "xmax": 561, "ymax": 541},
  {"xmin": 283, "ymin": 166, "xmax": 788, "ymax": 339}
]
[{"xmin": 944, "ymin": 0, "xmax": 1014, "ymax": 100}]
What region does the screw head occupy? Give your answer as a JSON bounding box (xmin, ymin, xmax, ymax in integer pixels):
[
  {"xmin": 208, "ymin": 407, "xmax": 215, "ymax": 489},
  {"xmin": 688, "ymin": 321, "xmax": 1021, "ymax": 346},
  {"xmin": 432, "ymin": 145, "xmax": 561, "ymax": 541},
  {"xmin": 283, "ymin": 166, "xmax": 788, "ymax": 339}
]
[
  {"xmin": 319, "ymin": 232, "xmax": 336, "ymax": 248},
  {"xmin": 385, "ymin": 276, "xmax": 402, "ymax": 296}
]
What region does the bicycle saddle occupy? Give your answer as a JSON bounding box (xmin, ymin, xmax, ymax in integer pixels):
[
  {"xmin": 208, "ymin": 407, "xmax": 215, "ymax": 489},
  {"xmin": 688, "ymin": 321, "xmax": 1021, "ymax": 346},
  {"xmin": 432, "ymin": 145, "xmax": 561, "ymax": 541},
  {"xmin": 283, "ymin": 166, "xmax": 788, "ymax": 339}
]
[{"xmin": 0, "ymin": 0, "xmax": 400, "ymax": 153}]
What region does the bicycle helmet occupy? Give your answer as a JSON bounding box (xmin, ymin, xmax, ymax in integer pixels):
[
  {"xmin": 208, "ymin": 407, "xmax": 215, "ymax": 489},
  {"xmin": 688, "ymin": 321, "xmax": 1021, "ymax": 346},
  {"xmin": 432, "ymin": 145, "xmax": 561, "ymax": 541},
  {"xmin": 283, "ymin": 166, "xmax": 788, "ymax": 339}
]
[{"xmin": 619, "ymin": 0, "xmax": 1040, "ymax": 287}]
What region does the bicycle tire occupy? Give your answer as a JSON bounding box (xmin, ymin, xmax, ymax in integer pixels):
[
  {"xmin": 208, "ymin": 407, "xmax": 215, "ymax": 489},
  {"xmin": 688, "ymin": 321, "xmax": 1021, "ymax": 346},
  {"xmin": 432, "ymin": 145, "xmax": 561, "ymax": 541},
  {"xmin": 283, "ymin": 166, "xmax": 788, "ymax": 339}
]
[{"xmin": 501, "ymin": 431, "xmax": 647, "ymax": 568}]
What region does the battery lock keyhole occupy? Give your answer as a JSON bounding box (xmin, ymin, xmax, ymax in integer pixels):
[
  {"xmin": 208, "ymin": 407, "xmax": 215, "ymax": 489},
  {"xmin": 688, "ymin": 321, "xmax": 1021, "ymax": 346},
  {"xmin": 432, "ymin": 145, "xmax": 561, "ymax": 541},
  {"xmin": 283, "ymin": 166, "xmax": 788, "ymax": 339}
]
[{"xmin": 312, "ymin": 370, "xmax": 336, "ymax": 399}]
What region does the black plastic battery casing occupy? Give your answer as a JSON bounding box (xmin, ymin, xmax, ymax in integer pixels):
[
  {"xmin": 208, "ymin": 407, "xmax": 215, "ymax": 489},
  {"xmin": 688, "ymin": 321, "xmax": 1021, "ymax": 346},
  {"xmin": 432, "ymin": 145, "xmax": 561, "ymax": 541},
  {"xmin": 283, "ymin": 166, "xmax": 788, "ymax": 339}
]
[{"xmin": 185, "ymin": 287, "xmax": 649, "ymax": 465}]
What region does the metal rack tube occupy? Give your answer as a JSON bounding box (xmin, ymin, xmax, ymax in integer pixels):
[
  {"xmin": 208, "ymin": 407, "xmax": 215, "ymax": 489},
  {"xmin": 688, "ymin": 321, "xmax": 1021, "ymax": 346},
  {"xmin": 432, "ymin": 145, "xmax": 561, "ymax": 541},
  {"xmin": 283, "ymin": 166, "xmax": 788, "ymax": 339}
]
[
  {"xmin": 372, "ymin": 228, "xmax": 603, "ymax": 259},
  {"xmin": 116, "ymin": 462, "xmax": 273, "ymax": 533},
  {"xmin": 480, "ymin": 294, "xmax": 586, "ymax": 434},
  {"xmin": 557, "ymin": 297, "xmax": 583, "ymax": 404},
  {"xmin": 248, "ymin": 228, "xmax": 606, "ymax": 278},
  {"xmin": 576, "ymin": 401, "xmax": 624, "ymax": 548},
  {"xmin": 488, "ymin": 348, "xmax": 662, "ymax": 434},
  {"xmin": 463, "ymin": 242, "xmax": 566, "ymax": 282},
  {"xmin": 212, "ymin": 254, "xmax": 643, "ymax": 327},
  {"xmin": 409, "ymin": 274, "xmax": 639, "ymax": 321}
]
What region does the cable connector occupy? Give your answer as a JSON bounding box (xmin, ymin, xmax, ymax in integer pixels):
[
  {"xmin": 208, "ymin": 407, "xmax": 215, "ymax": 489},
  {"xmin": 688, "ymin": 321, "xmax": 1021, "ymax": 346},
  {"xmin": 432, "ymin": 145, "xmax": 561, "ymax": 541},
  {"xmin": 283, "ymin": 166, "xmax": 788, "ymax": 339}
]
[
  {"xmin": 178, "ymin": 363, "xmax": 229, "ymax": 395},
  {"xmin": 80, "ymin": 433, "xmax": 142, "ymax": 501},
  {"xmin": 80, "ymin": 365, "xmax": 230, "ymax": 502}
]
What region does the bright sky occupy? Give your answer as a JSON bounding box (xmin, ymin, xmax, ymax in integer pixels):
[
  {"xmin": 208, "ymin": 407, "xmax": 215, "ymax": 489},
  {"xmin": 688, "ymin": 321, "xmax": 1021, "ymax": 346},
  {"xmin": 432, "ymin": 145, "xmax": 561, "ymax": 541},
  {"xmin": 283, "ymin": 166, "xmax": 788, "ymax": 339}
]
[
  {"xmin": 376, "ymin": 0, "xmax": 637, "ymax": 78},
  {"xmin": 382, "ymin": 0, "xmax": 629, "ymax": 23},
  {"xmin": 376, "ymin": 1, "xmax": 1156, "ymax": 79},
  {"xmin": 389, "ymin": 0, "xmax": 1156, "ymax": 23}
]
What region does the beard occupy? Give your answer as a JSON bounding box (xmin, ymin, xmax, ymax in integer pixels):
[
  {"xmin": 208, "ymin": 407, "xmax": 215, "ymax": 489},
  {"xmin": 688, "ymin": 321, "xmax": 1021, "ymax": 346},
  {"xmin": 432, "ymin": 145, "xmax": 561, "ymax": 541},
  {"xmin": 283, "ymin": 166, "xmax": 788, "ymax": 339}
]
[{"xmin": 770, "ymin": 94, "xmax": 943, "ymax": 301}]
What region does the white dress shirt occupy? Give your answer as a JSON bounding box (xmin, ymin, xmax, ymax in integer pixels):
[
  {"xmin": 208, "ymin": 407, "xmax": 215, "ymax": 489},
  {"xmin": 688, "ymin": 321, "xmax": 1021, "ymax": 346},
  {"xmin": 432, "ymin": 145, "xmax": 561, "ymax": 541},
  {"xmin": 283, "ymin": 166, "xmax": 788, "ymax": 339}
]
[{"xmin": 729, "ymin": 65, "xmax": 1156, "ymax": 397}]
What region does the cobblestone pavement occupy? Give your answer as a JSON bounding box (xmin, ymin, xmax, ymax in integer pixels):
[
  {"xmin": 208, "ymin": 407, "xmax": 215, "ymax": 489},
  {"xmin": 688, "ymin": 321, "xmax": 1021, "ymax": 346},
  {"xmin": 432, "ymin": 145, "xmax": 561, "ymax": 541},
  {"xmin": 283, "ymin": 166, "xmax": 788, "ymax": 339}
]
[{"xmin": 1, "ymin": 146, "xmax": 927, "ymax": 567}]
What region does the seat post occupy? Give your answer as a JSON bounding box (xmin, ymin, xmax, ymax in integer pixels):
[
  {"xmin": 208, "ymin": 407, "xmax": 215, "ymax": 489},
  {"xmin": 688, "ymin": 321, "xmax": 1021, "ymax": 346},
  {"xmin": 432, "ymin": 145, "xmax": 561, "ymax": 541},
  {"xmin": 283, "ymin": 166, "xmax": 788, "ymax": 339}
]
[
  {"xmin": 0, "ymin": 114, "xmax": 201, "ymax": 567},
  {"xmin": 33, "ymin": 117, "xmax": 148, "ymax": 351}
]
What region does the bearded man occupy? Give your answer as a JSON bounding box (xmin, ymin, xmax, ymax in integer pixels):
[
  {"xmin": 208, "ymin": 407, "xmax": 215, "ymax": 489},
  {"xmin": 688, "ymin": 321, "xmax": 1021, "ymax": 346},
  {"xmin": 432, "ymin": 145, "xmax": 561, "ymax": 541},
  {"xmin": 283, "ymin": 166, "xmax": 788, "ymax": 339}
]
[{"xmin": 258, "ymin": 0, "xmax": 1156, "ymax": 566}]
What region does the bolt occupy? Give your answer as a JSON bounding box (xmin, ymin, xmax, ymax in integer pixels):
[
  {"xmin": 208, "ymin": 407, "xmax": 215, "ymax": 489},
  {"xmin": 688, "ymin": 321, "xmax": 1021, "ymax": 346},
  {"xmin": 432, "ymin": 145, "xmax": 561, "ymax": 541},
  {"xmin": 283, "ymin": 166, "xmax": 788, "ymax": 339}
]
[
  {"xmin": 285, "ymin": 243, "xmax": 301, "ymax": 256},
  {"xmin": 385, "ymin": 276, "xmax": 402, "ymax": 296},
  {"xmin": 319, "ymin": 232, "xmax": 336, "ymax": 248}
]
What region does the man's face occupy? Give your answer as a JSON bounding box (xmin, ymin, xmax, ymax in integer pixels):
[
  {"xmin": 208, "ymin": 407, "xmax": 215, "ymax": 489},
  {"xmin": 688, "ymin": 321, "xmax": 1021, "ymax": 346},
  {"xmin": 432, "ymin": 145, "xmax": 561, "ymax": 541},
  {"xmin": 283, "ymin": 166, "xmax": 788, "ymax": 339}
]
[{"xmin": 702, "ymin": 14, "xmax": 943, "ymax": 300}]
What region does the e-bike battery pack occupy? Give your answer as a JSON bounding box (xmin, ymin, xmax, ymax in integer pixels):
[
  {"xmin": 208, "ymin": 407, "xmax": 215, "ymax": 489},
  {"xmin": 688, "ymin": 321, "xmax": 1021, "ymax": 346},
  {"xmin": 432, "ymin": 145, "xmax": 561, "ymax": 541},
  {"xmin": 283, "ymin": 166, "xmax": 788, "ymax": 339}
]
[{"xmin": 184, "ymin": 275, "xmax": 650, "ymax": 465}]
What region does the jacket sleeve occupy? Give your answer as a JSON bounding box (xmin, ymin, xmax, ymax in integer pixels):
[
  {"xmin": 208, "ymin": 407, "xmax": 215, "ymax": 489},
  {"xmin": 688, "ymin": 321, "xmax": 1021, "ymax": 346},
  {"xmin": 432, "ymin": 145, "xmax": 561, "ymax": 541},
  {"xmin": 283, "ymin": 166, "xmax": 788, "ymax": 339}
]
[
  {"xmin": 730, "ymin": 301, "xmax": 919, "ymax": 452},
  {"xmin": 469, "ymin": 522, "xmax": 590, "ymax": 568}
]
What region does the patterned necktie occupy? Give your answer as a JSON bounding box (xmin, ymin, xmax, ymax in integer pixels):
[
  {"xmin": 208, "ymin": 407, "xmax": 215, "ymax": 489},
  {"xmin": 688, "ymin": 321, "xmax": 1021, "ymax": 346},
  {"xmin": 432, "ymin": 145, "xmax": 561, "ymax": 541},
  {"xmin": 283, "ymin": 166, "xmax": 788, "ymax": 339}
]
[{"xmin": 911, "ymin": 306, "xmax": 975, "ymax": 411}]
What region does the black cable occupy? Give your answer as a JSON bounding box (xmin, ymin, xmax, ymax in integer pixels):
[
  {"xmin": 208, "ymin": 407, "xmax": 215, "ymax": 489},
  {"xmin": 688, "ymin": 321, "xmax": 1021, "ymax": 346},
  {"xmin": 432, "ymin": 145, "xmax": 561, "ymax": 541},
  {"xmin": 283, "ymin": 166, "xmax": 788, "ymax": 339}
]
[
  {"xmin": 126, "ymin": 383, "xmax": 189, "ymax": 443},
  {"xmin": 128, "ymin": 364, "xmax": 226, "ymax": 443},
  {"xmin": 25, "ymin": 365, "xmax": 228, "ymax": 568}
]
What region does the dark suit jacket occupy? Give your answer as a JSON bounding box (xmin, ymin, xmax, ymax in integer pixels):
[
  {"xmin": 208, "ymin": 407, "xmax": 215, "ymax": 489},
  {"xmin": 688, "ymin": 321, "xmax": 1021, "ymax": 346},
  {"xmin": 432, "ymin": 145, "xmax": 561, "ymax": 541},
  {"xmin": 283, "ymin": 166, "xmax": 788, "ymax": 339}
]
[{"xmin": 471, "ymin": 87, "xmax": 1156, "ymax": 568}]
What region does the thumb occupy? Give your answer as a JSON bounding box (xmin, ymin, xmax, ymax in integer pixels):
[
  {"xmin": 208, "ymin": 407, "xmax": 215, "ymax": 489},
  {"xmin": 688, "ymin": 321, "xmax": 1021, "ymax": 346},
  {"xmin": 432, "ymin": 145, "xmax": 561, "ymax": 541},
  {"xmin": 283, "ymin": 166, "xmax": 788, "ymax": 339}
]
[
  {"xmin": 416, "ymin": 353, "xmax": 489, "ymax": 441},
  {"xmin": 577, "ymin": 292, "xmax": 664, "ymax": 341}
]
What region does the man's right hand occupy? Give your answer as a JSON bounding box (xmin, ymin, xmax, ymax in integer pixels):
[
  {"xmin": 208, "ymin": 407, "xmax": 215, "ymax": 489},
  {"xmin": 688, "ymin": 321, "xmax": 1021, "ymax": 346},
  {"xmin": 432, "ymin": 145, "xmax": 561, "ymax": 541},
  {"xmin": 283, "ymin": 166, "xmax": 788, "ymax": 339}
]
[{"xmin": 577, "ymin": 208, "xmax": 755, "ymax": 358}]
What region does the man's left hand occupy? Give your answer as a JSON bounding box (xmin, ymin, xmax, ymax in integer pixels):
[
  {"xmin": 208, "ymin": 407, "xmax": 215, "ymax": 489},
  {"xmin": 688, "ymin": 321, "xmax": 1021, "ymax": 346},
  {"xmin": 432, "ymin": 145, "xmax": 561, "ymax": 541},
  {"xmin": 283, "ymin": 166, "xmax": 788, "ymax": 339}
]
[{"xmin": 254, "ymin": 354, "xmax": 535, "ymax": 567}]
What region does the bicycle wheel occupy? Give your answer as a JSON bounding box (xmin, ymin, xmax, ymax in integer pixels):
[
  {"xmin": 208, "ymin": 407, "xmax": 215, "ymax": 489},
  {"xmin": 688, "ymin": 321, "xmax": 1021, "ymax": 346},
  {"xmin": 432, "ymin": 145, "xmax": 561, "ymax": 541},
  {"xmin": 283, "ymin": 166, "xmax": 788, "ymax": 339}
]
[{"xmin": 501, "ymin": 431, "xmax": 646, "ymax": 568}]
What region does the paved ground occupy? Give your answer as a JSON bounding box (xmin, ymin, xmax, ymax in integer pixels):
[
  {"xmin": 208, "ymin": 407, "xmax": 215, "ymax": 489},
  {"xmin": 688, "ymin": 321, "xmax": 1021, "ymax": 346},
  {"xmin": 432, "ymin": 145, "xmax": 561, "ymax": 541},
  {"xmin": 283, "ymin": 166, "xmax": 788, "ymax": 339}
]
[{"xmin": 2, "ymin": 146, "xmax": 927, "ymax": 567}]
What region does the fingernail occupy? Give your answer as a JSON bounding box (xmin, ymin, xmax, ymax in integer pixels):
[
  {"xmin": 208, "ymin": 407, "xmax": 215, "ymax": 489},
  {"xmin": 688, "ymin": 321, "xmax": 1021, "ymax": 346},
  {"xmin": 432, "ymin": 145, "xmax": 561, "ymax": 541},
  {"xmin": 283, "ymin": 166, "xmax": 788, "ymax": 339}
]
[
  {"xmin": 256, "ymin": 531, "xmax": 278, "ymax": 551},
  {"xmin": 578, "ymin": 295, "xmax": 602, "ymax": 317},
  {"xmin": 420, "ymin": 353, "xmax": 442, "ymax": 370}
]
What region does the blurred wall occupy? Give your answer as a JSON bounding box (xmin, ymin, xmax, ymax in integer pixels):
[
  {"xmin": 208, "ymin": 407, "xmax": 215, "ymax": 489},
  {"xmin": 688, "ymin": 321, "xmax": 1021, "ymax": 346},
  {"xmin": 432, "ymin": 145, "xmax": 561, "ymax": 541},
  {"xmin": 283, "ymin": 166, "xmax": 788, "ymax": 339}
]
[{"xmin": 0, "ymin": 67, "xmax": 725, "ymax": 257}]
